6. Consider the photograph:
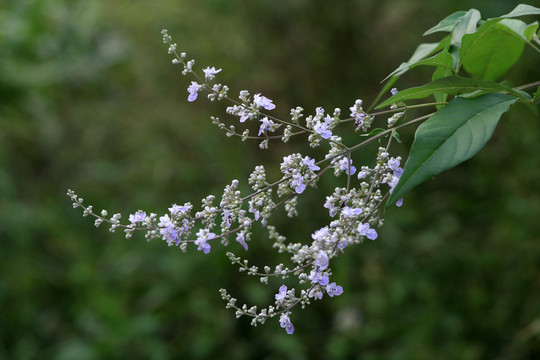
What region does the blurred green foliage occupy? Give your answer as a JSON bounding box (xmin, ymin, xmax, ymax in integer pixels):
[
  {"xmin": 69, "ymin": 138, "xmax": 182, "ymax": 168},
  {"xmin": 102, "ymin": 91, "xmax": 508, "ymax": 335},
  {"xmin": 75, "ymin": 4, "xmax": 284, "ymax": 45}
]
[{"xmin": 1, "ymin": 0, "xmax": 539, "ymax": 359}]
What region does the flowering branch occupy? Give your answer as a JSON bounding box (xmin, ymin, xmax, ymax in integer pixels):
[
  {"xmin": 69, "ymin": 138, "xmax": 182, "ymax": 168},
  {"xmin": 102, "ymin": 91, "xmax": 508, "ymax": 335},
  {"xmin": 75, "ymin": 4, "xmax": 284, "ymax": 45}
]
[{"xmin": 69, "ymin": 4, "xmax": 539, "ymax": 334}]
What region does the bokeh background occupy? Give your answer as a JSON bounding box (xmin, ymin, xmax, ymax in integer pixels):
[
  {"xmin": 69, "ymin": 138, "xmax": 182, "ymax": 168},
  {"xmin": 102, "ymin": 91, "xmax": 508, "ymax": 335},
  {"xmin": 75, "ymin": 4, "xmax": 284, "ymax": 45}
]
[{"xmin": 1, "ymin": 0, "xmax": 539, "ymax": 359}]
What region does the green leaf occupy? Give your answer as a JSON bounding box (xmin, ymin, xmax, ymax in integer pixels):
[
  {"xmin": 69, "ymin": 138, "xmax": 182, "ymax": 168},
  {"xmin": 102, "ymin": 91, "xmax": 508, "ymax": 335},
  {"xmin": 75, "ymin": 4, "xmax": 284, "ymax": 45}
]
[
  {"xmin": 360, "ymin": 128, "xmax": 386, "ymax": 137},
  {"xmin": 376, "ymin": 39, "xmax": 451, "ymax": 110},
  {"xmin": 376, "ymin": 76, "xmax": 527, "ymax": 109},
  {"xmin": 392, "ymin": 131, "xmax": 402, "ymax": 143},
  {"xmin": 424, "ymin": 11, "xmax": 467, "ymax": 35},
  {"xmin": 431, "ymin": 52, "xmax": 455, "ymax": 107},
  {"xmin": 407, "ymin": 42, "xmax": 442, "ymax": 62},
  {"xmin": 451, "ymin": 9, "xmax": 482, "ymax": 47},
  {"xmin": 524, "ymin": 21, "xmax": 539, "ymax": 40},
  {"xmin": 384, "ymin": 50, "xmax": 453, "ymax": 81},
  {"xmin": 498, "ymin": 4, "xmax": 540, "ymax": 18},
  {"xmin": 387, "ymin": 94, "xmax": 517, "ymax": 206},
  {"xmin": 381, "ymin": 41, "xmax": 443, "ymax": 82},
  {"xmin": 459, "ymin": 19, "xmax": 526, "ymax": 80},
  {"xmin": 498, "ymin": 18, "xmax": 537, "ymax": 41},
  {"xmin": 377, "ymin": 39, "xmax": 452, "ymax": 111},
  {"xmin": 436, "ymin": 9, "xmax": 482, "ymax": 69}
]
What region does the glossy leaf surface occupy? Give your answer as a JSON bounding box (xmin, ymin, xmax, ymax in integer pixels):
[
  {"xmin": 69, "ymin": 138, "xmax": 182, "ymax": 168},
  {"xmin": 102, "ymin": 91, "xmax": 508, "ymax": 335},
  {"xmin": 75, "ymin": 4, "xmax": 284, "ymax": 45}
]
[
  {"xmin": 460, "ymin": 19, "xmax": 526, "ymax": 80},
  {"xmin": 387, "ymin": 93, "xmax": 516, "ymax": 206}
]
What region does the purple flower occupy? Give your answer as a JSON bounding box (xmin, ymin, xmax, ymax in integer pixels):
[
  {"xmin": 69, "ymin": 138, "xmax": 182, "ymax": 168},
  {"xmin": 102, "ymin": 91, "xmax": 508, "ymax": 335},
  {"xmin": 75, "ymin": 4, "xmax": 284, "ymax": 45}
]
[
  {"xmin": 253, "ymin": 94, "xmax": 276, "ymax": 110},
  {"xmin": 275, "ymin": 285, "xmax": 287, "ymax": 302},
  {"xmin": 388, "ymin": 175, "xmax": 399, "ymax": 189},
  {"xmin": 194, "ymin": 229, "xmax": 215, "ymax": 254},
  {"xmin": 302, "ymin": 156, "xmax": 320, "ymax": 171},
  {"xmin": 160, "ymin": 225, "xmax": 179, "ymax": 245},
  {"xmin": 315, "ymin": 251, "xmax": 329, "ymax": 271},
  {"xmin": 388, "ymin": 166, "xmax": 402, "ymax": 192},
  {"xmin": 196, "ymin": 241, "xmax": 210, "ymax": 253},
  {"xmin": 313, "ymin": 118, "xmax": 332, "ymax": 139},
  {"xmin": 341, "ymin": 207, "xmax": 363, "ymax": 218},
  {"xmin": 158, "ymin": 213, "xmax": 181, "ymax": 245},
  {"xmin": 238, "ymin": 108, "xmax": 252, "ymax": 123},
  {"xmin": 129, "ymin": 211, "xmax": 146, "ymax": 224},
  {"xmin": 388, "ymin": 157, "xmax": 401, "ymax": 172},
  {"xmin": 311, "ymin": 226, "xmax": 329, "ymax": 243},
  {"xmin": 291, "ymin": 174, "xmax": 305, "ymax": 194},
  {"xmin": 349, "ymin": 99, "xmax": 365, "ymax": 125},
  {"xmin": 187, "ymin": 81, "xmax": 201, "ymax": 102},
  {"xmin": 337, "ymin": 240, "xmax": 348, "ymax": 250},
  {"xmin": 236, "ymin": 232, "xmax": 248, "ymax": 251},
  {"xmin": 295, "ymin": 183, "xmax": 305, "ymax": 194},
  {"xmin": 222, "ymin": 210, "xmax": 233, "ymax": 228},
  {"xmin": 258, "ymin": 117, "xmax": 272, "ymax": 136},
  {"xmin": 249, "ymin": 207, "xmax": 260, "ymax": 221},
  {"xmin": 175, "ymin": 220, "xmax": 190, "ymax": 246},
  {"xmin": 324, "ymin": 197, "xmax": 339, "ymax": 217},
  {"xmin": 280, "ymin": 155, "xmax": 295, "ymax": 175},
  {"xmin": 338, "ymin": 157, "xmax": 356, "ymax": 175},
  {"xmin": 169, "ymin": 204, "xmax": 190, "ymax": 215},
  {"xmin": 279, "ymin": 314, "xmax": 294, "ymax": 335},
  {"xmin": 391, "ymin": 88, "xmax": 398, "ymax": 96},
  {"xmin": 309, "ymin": 269, "xmax": 329, "ymax": 286},
  {"xmin": 203, "ymin": 66, "xmax": 222, "ymax": 81},
  {"xmin": 358, "ymin": 222, "xmax": 378, "ymax": 240},
  {"xmin": 326, "ymin": 282, "xmax": 344, "ymax": 297},
  {"xmin": 387, "ymin": 172, "xmax": 404, "ymax": 207},
  {"xmin": 158, "ymin": 214, "xmax": 173, "ymax": 228},
  {"xmin": 180, "ymin": 218, "xmax": 190, "ymax": 232}
]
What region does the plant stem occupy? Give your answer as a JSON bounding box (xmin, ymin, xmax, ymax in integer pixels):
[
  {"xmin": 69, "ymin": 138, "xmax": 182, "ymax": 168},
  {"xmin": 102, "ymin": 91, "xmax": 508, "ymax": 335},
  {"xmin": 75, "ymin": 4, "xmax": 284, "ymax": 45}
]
[
  {"xmin": 514, "ymin": 80, "xmax": 540, "ymax": 91},
  {"xmin": 368, "ymin": 102, "xmax": 447, "ymax": 117}
]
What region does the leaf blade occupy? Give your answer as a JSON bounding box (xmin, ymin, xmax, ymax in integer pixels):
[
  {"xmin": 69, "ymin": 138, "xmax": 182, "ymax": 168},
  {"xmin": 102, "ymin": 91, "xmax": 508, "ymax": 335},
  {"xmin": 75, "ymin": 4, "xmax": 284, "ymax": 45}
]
[
  {"xmin": 424, "ymin": 11, "xmax": 467, "ymax": 35},
  {"xmin": 387, "ymin": 93, "xmax": 517, "ymax": 206},
  {"xmin": 450, "ymin": 9, "xmax": 482, "ymax": 47},
  {"xmin": 384, "ymin": 50, "xmax": 453, "ymax": 81},
  {"xmin": 498, "ymin": 4, "xmax": 540, "ymax": 18},
  {"xmin": 460, "ymin": 19, "xmax": 526, "ymax": 80}
]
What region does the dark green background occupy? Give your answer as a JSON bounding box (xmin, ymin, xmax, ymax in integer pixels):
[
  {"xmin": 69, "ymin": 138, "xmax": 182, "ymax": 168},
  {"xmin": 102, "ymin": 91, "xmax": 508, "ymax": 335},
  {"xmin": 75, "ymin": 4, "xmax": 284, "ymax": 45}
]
[{"xmin": 1, "ymin": 0, "xmax": 539, "ymax": 359}]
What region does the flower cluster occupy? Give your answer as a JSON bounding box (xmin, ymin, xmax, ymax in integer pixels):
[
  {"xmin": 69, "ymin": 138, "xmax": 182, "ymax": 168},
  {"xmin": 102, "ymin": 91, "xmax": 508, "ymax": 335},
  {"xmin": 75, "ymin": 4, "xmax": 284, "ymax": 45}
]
[
  {"xmin": 279, "ymin": 154, "xmax": 320, "ymax": 194},
  {"xmin": 69, "ymin": 29, "xmax": 417, "ymax": 335}
]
